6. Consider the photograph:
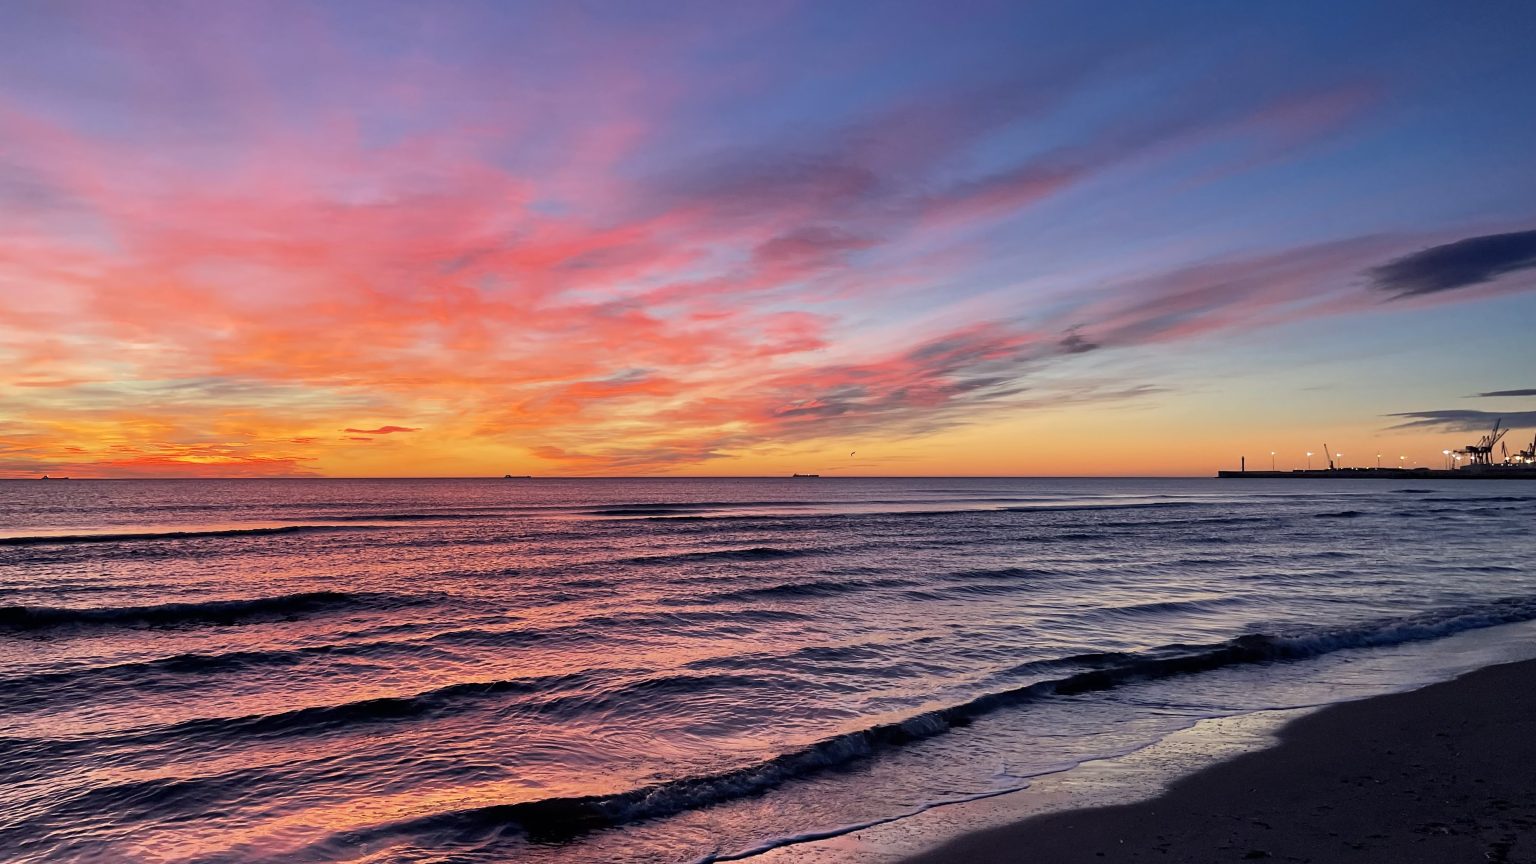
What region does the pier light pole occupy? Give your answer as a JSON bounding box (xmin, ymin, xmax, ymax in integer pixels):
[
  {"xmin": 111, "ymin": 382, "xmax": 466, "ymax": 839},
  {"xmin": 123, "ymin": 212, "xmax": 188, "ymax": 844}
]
[
  {"xmin": 1306, "ymin": 451, "xmax": 1313, "ymax": 470},
  {"xmin": 1270, "ymin": 451, "xmax": 1276, "ymax": 470},
  {"xmin": 1376, "ymin": 453, "xmax": 1382, "ymax": 469},
  {"xmin": 1335, "ymin": 452, "xmax": 1343, "ymax": 469},
  {"xmin": 1442, "ymin": 449, "xmax": 1451, "ymax": 469}
]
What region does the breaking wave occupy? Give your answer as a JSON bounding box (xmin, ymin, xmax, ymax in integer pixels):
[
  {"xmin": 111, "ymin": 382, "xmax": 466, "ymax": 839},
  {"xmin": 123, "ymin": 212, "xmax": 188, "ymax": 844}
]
[{"xmin": 301, "ymin": 595, "xmax": 1536, "ymax": 847}]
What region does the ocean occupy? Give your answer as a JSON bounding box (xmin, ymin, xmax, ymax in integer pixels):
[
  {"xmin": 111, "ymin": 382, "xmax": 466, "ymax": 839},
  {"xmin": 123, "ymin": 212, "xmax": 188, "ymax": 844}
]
[{"xmin": 2, "ymin": 477, "xmax": 1534, "ymax": 863}]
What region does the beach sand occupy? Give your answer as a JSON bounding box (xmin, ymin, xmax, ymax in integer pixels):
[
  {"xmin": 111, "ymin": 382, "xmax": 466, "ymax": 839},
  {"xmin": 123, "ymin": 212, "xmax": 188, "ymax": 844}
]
[{"xmin": 901, "ymin": 658, "xmax": 1536, "ymax": 863}]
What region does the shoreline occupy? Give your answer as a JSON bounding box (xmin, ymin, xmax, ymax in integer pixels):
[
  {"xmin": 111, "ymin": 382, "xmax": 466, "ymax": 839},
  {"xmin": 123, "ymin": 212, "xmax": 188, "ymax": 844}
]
[{"xmin": 897, "ymin": 657, "xmax": 1536, "ymax": 863}]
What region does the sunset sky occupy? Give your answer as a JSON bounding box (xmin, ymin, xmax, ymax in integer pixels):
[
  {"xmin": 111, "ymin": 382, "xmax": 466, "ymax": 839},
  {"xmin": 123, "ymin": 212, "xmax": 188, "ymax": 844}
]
[{"xmin": 2, "ymin": 0, "xmax": 1533, "ymax": 477}]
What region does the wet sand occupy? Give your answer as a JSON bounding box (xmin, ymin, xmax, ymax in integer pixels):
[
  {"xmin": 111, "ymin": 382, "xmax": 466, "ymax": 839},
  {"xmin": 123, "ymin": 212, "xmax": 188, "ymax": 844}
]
[{"xmin": 902, "ymin": 658, "xmax": 1536, "ymax": 863}]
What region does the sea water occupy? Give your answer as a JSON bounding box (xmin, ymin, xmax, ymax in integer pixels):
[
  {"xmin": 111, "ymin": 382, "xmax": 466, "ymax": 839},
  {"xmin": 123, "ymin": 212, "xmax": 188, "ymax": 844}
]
[{"xmin": 1, "ymin": 477, "xmax": 1532, "ymax": 863}]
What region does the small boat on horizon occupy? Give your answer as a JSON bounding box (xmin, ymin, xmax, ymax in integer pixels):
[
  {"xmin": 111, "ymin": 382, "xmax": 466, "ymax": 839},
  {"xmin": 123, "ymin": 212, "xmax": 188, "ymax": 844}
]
[
  {"xmin": 791, "ymin": 473, "xmax": 820, "ymax": 478},
  {"xmin": 503, "ymin": 474, "xmax": 532, "ymax": 479}
]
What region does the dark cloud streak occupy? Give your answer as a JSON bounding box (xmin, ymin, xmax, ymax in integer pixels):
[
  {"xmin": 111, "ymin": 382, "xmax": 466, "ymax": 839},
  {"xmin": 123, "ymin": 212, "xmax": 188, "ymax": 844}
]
[
  {"xmin": 1059, "ymin": 326, "xmax": 1099, "ymax": 354},
  {"xmin": 1369, "ymin": 229, "xmax": 1536, "ymax": 298},
  {"xmin": 1385, "ymin": 409, "xmax": 1536, "ymax": 432}
]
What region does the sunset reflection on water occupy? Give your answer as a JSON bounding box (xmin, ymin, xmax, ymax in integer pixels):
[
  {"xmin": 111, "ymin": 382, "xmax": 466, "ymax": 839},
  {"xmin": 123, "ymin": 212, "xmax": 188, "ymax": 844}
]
[{"xmin": 3, "ymin": 478, "xmax": 1535, "ymax": 862}]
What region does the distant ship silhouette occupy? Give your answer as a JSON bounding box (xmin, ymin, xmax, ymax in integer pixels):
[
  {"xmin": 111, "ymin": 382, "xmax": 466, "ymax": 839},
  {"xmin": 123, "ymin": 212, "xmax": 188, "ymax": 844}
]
[{"xmin": 791, "ymin": 473, "xmax": 820, "ymax": 478}]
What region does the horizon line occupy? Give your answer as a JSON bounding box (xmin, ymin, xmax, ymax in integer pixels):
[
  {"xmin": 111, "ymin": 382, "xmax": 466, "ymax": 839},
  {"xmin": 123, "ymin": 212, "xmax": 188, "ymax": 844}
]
[{"xmin": 2, "ymin": 474, "xmax": 1214, "ymax": 481}]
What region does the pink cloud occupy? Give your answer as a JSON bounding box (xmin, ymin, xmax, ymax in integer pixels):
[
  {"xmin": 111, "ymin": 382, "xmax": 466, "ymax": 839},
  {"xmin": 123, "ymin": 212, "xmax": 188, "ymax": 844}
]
[{"xmin": 0, "ymin": 6, "xmax": 1525, "ymax": 478}]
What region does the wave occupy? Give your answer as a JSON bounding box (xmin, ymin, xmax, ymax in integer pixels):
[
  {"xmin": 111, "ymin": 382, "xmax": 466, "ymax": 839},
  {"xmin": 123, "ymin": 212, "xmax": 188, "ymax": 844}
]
[
  {"xmin": 887, "ymin": 566, "xmax": 1055, "ymax": 599},
  {"xmin": 703, "ymin": 562, "xmax": 1044, "ymax": 602},
  {"xmin": 168, "ymin": 672, "xmax": 593, "ymax": 741},
  {"xmin": 900, "ymin": 582, "xmax": 1044, "ymax": 601},
  {"xmin": 1414, "ymin": 495, "xmax": 1534, "ymax": 503},
  {"xmin": 306, "ymin": 595, "xmax": 1536, "ymax": 848},
  {"xmin": 0, "ymin": 524, "xmax": 377, "ymax": 546},
  {"xmin": 20, "ymin": 762, "xmax": 280, "ymax": 832},
  {"xmin": 0, "ymin": 582, "xmax": 135, "ymax": 597},
  {"xmin": 0, "ymin": 673, "xmax": 594, "ymax": 782},
  {"xmin": 1089, "ymin": 597, "xmax": 1248, "ymax": 618},
  {"xmin": 586, "ymin": 498, "xmax": 1058, "ymax": 518},
  {"xmin": 696, "ymin": 784, "xmax": 1031, "ymax": 863},
  {"xmin": 12, "ymin": 670, "xmax": 774, "ymax": 763},
  {"xmin": 425, "ymin": 608, "xmax": 819, "ymax": 648},
  {"xmin": 1000, "ymin": 501, "xmax": 1205, "ymax": 513},
  {"xmin": 2, "ymin": 649, "xmax": 320, "ymax": 695},
  {"xmin": 310, "ymin": 512, "xmax": 497, "ymax": 522},
  {"xmin": 1314, "ymin": 510, "xmax": 1366, "ymax": 519},
  {"xmin": 708, "ymin": 576, "xmax": 916, "ymax": 603},
  {"xmin": 1161, "ymin": 514, "xmax": 1270, "ymax": 527},
  {"xmin": 940, "ymin": 566, "xmax": 1052, "ymax": 582},
  {"xmin": 643, "ymin": 498, "xmax": 1099, "ymax": 518},
  {"xmin": 623, "ymin": 546, "xmax": 815, "ymax": 565},
  {"xmin": 684, "ymin": 638, "xmax": 923, "ymax": 672},
  {"xmin": 633, "ymin": 506, "xmax": 1020, "ymax": 524},
  {"xmin": 0, "ymin": 591, "xmax": 399, "ymax": 632},
  {"xmin": 584, "ymin": 501, "xmax": 808, "ymax": 516},
  {"xmin": 0, "ymin": 638, "xmax": 454, "ymax": 709},
  {"xmin": 568, "ymin": 607, "xmax": 815, "ymax": 632},
  {"xmin": 590, "ymin": 508, "xmax": 712, "ymax": 516}
]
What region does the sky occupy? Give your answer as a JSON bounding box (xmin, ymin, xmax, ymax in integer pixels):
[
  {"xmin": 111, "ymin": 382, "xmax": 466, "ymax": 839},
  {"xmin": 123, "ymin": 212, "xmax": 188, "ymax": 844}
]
[{"xmin": 1, "ymin": 0, "xmax": 1534, "ymax": 478}]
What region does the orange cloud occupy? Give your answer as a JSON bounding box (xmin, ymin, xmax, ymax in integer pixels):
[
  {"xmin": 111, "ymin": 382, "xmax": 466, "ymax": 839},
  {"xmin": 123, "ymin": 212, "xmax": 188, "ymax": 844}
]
[{"xmin": 343, "ymin": 426, "xmax": 420, "ymax": 435}]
